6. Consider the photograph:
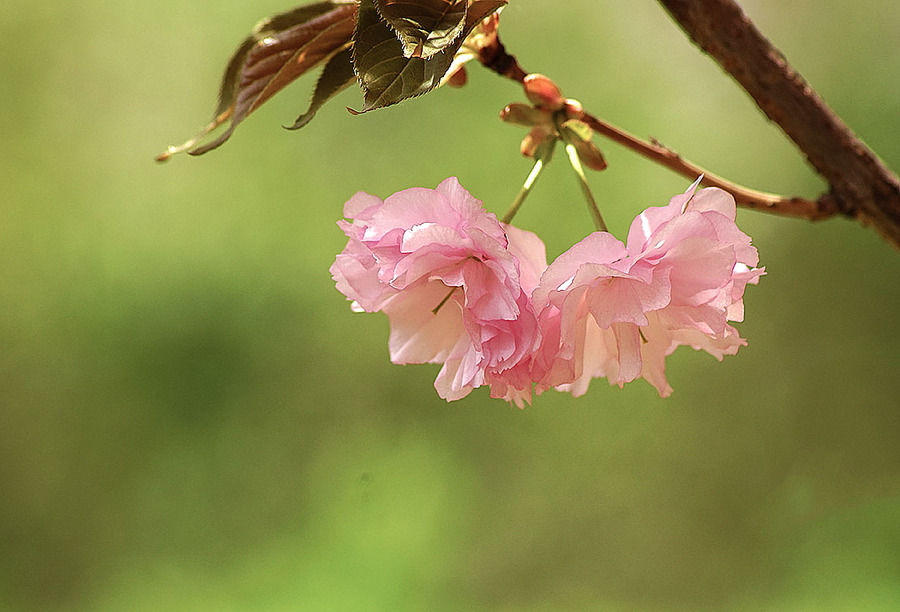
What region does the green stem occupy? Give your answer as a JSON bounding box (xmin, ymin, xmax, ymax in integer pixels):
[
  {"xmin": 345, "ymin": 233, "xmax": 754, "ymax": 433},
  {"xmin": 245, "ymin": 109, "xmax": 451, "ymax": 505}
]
[
  {"xmin": 432, "ymin": 286, "xmax": 459, "ymax": 315},
  {"xmin": 565, "ymin": 143, "xmax": 608, "ymax": 232},
  {"xmin": 501, "ymin": 141, "xmax": 556, "ymax": 224}
]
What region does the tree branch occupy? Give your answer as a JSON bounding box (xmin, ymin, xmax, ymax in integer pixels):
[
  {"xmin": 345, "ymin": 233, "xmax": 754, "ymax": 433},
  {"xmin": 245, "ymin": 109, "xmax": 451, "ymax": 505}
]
[
  {"xmin": 578, "ymin": 111, "xmax": 840, "ymax": 220},
  {"xmin": 474, "ymin": 15, "xmax": 842, "ymax": 225},
  {"xmin": 656, "ymin": 0, "xmax": 900, "ymax": 248}
]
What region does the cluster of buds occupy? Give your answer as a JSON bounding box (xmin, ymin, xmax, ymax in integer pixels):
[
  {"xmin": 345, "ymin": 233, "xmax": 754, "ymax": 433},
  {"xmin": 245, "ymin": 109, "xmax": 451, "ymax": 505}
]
[{"xmin": 500, "ymin": 74, "xmax": 608, "ymax": 171}]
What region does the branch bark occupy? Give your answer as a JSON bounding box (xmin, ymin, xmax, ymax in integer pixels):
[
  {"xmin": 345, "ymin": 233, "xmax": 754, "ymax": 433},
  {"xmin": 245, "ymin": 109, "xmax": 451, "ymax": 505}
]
[
  {"xmin": 656, "ymin": 0, "xmax": 900, "ymax": 248},
  {"xmin": 578, "ymin": 111, "xmax": 840, "ymax": 220}
]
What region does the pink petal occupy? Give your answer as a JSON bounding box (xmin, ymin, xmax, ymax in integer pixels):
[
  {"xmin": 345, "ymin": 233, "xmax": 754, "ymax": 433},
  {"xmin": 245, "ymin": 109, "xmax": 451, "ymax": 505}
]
[
  {"xmin": 686, "ymin": 187, "xmax": 736, "ymax": 220},
  {"xmin": 384, "ymin": 282, "xmax": 466, "ymax": 364},
  {"xmin": 505, "ymin": 225, "xmax": 548, "ymax": 295},
  {"xmin": 343, "ymin": 191, "xmax": 384, "ymax": 219}
]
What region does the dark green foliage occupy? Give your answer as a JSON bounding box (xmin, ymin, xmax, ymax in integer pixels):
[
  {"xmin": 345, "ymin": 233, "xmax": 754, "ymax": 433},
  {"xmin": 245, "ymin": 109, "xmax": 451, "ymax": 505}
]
[{"xmin": 375, "ymin": 0, "xmax": 468, "ymax": 59}]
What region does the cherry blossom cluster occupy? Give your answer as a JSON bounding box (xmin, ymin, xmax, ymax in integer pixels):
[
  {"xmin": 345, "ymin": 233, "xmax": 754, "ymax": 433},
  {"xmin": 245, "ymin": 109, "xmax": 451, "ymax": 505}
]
[{"xmin": 331, "ymin": 177, "xmax": 763, "ymax": 406}]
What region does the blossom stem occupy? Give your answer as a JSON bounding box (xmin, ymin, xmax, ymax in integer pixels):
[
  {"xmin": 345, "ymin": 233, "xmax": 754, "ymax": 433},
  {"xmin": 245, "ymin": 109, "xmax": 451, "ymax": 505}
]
[
  {"xmin": 432, "ymin": 286, "xmax": 458, "ymax": 315},
  {"xmin": 501, "ymin": 141, "xmax": 556, "ymax": 224},
  {"xmin": 565, "ymin": 143, "xmax": 609, "ymax": 232}
]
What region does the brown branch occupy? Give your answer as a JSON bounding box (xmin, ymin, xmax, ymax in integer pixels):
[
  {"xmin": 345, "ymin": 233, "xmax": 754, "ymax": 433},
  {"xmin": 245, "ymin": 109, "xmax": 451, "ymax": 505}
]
[
  {"xmin": 474, "ymin": 13, "xmax": 527, "ymax": 84},
  {"xmin": 656, "ymin": 0, "xmax": 900, "ymax": 248},
  {"xmin": 579, "ymin": 112, "xmax": 840, "ymax": 220}
]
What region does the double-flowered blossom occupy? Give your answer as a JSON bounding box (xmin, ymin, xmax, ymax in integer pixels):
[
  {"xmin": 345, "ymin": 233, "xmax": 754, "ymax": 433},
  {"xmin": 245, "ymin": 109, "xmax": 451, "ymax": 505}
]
[
  {"xmin": 531, "ymin": 178, "xmax": 764, "ymax": 397},
  {"xmin": 330, "ymin": 177, "xmax": 547, "ymax": 405},
  {"xmin": 332, "ymin": 177, "xmax": 763, "ymax": 403}
]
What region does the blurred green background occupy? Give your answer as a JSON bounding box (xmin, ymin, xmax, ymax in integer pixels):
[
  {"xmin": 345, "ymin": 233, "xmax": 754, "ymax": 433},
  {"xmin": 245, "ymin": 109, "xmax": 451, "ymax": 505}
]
[{"xmin": 2, "ymin": 1, "xmax": 899, "ymax": 610}]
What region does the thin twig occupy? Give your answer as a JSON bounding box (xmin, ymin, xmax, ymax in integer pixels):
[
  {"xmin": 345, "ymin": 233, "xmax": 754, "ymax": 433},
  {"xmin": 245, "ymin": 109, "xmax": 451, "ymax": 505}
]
[
  {"xmin": 579, "ymin": 112, "xmax": 840, "ymax": 220},
  {"xmin": 476, "ymin": 27, "xmax": 834, "ymax": 221}
]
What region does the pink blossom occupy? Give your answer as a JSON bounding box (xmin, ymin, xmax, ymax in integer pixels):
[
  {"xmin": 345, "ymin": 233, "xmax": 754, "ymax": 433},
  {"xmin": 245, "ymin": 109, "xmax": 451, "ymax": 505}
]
[
  {"xmin": 330, "ymin": 177, "xmax": 547, "ymax": 405},
  {"xmin": 532, "ymin": 179, "xmax": 764, "ymax": 397}
]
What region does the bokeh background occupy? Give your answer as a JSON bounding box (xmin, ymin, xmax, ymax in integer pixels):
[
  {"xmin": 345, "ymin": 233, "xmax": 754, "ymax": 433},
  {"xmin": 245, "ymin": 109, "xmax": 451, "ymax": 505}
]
[{"xmin": 2, "ymin": 1, "xmax": 899, "ymax": 610}]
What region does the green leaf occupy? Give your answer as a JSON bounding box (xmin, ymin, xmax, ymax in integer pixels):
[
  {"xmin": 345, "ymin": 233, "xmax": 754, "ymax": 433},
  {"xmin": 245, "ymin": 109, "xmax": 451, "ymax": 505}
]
[
  {"xmin": 286, "ymin": 46, "xmax": 356, "ymax": 130},
  {"xmin": 375, "ymin": 0, "xmax": 467, "ymax": 60},
  {"xmin": 157, "ymin": 1, "xmax": 358, "ymax": 160},
  {"xmin": 351, "ymin": 0, "xmax": 506, "ymax": 113}
]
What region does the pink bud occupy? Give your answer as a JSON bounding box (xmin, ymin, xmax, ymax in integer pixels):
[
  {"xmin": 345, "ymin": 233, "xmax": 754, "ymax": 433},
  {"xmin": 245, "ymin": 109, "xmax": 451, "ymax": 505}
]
[
  {"xmin": 445, "ymin": 66, "xmax": 468, "ymax": 88},
  {"xmin": 563, "ymin": 99, "xmax": 584, "ymax": 120},
  {"xmin": 523, "ymin": 74, "xmax": 565, "ymax": 111}
]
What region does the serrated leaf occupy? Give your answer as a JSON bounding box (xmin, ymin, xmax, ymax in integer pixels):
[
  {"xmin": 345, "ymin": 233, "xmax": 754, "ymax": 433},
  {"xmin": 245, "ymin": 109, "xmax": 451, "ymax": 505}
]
[
  {"xmin": 375, "ymin": 0, "xmax": 467, "ymax": 60},
  {"xmin": 352, "ymin": 0, "xmax": 506, "ymax": 113},
  {"xmin": 157, "ymin": 1, "xmax": 358, "ymax": 160},
  {"xmin": 287, "ymin": 46, "xmax": 356, "ymax": 130},
  {"xmin": 463, "ymin": 0, "xmax": 508, "ymax": 30}
]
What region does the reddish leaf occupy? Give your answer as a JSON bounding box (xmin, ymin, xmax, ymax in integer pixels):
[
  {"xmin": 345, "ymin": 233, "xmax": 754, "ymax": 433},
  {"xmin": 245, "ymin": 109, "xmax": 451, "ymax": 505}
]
[
  {"xmin": 157, "ymin": 0, "xmax": 507, "ymax": 160},
  {"xmin": 157, "ymin": 2, "xmax": 358, "ymax": 161},
  {"xmin": 286, "ymin": 46, "xmax": 357, "ymax": 130}
]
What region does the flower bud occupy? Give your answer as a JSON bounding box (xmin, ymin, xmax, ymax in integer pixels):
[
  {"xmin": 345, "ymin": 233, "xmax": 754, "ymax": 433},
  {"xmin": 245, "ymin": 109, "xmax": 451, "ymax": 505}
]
[
  {"xmin": 560, "ymin": 121, "xmax": 607, "ymax": 171},
  {"xmin": 500, "ymin": 103, "xmax": 552, "ymax": 127},
  {"xmin": 520, "ymin": 125, "xmax": 554, "ymax": 158},
  {"xmin": 523, "ymin": 74, "xmax": 565, "ymax": 111},
  {"xmin": 572, "ymin": 139, "xmax": 608, "ymax": 171},
  {"xmin": 563, "ymin": 98, "xmax": 584, "ymax": 120},
  {"xmin": 445, "ymin": 66, "xmax": 468, "ymax": 88}
]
